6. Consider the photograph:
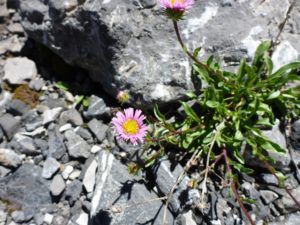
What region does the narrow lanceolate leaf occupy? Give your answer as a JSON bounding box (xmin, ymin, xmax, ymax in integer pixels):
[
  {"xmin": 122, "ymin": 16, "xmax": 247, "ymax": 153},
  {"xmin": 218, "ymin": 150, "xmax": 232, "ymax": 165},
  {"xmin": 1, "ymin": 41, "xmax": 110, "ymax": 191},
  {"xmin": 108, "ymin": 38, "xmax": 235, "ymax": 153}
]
[
  {"xmin": 153, "ymin": 104, "xmax": 166, "ymax": 122},
  {"xmin": 252, "ymin": 41, "xmax": 271, "ymax": 67},
  {"xmin": 271, "ymin": 62, "xmax": 300, "ymax": 78},
  {"xmin": 267, "ymin": 90, "xmax": 280, "ymax": 100},
  {"xmin": 180, "ymin": 101, "xmax": 201, "ymax": 122}
]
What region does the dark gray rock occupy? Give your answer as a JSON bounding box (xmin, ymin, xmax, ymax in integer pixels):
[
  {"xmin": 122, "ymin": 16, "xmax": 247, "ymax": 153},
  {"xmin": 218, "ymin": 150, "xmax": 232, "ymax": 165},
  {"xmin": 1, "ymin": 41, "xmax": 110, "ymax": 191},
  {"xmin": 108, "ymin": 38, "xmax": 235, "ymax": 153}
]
[
  {"xmin": 42, "ymin": 157, "xmax": 60, "ymax": 179},
  {"xmin": 0, "ymin": 165, "xmax": 11, "ymax": 177},
  {"xmin": 7, "ymin": 99, "xmax": 30, "ymax": 116},
  {"xmin": 260, "ymin": 190, "xmax": 279, "ymax": 204},
  {"xmin": 83, "ymin": 95, "xmax": 109, "ymax": 119},
  {"xmin": 13, "ymin": 134, "xmax": 39, "ymax": 155},
  {"xmin": 87, "ymin": 119, "xmax": 109, "ymax": 142},
  {"xmin": 152, "ymin": 159, "xmax": 190, "ymax": 214},
  {"xmin": 291, "ymin": 119, "xmax": 300, "ymax": 151},
  {"xmin": 274, "ymin": 185, "xmax": 300, "ymax": 213},
  {"xmin": 260, "ymin": 173, "xmax": 279, "ymax": 186},
  {"xmin": 65, "ymin": 130, "xmax": 90, "ymax": 159},
  {"xmin": 0, "ymin": 148, "xmax": 22, "ymax": 168},
  {"xmin": 16, "ymin": 0, "xmax": 300, "ymax": 106},
  {"xmin": 48, "ymin": 123, "xmax": 66, "ymax": 159},
  {"xmin": 24, "ymin": 112, "xmax": 43, "ymax": 132},
  {"xmin": 0, "ymin": 164, "xmax": 51, "ymax": 218},
  {"xmin": 50, "ymin": 174, "xmax": 66, "ymax": 196},
  {"xmin": 0, "ymin": 114, "xmax": 21, "ymax": 139},
  {"xmin": 241, "ymin": 182, "xmax": 260, "ymax": 200},
  {"xmin": 65, "ymin": 180, "xmax": 83, "ymax": 206},
  {"xmin": 90, "ymin": 150, "xmax": 174, "ymax": 225},
  {"xmin": 74, "ymin": 126, "xmax": 92, "ymax": 140},
  {"xmin": 59, "ymin": 108, "xmax": 83, "ymax": 126}
]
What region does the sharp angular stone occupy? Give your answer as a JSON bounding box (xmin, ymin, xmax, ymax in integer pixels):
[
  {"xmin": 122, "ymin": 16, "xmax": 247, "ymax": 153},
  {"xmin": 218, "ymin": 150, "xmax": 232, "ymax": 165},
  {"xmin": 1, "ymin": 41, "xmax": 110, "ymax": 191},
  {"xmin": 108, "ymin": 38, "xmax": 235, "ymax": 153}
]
[
  {"xmin": 0, "ymin": 148, "xmax": 22, "ymax": 168},
  {"xmin": 7, "ymin": 99, "xmax": 30, "ymax": 116},
  {"xmin": 43, "ymin": 213, "xmax": 54, "ymax": 225},
  {"xmin": 13, "ymin": 134, "xmax": 39, "ymax": 155},
  {"xmin": 90, "ymin": 151, "xmax": 174, "ymax": 225},
  {"xmin": 62, "ymin": 165, "xmax": 74, "ymax": 179},
  {"xmin": 0, "ymin": 114, "xmax": 21, "ymax": 140},
  {"xmin": 0, "ymin": 164, "xmax": 51, "ymax": 218},
  {"xmin": 3, "ymin": 57, "xmax": 37, "ymax": 84},
  {"xmin": 82, "ymin": 159, "xmax": 98, "ymax": 193},
  {"xmin": 0, "ymin": 165, "xmax": 11, "ymax": 177},
  {"xmin": 59, "ymin": 108, "xmax": 83, "ymax": 126},
  {"xmin": 42, "ymin": 107, "xmax": 63, "ymax": 125},
  {"xmin": 87, "ymin": 119, "xmax": 109, "ymax": 142},
  {"xmin": 152, "ymin": 159, "xmax": 190, "ymax": 214},
  {"xmin": 42, "ymin": 157, "xmax": 60, "ymax": 179},
  {"xmin": 48, "ymin": 123, "xmax": 66, "ymax": 159},
  {"xmin": 74, "ymin": 126, "xmax": 92, "ymax": 140},
  {"xmin": 83, "ymin": 95, "xmax": 109, "ymax": 119},
  {"xmin": 260, "ymin": 190, "xmax": 279, "ymax": 204},
  {"xmin": 50, "ymin": 174, "xmax": 66, "ymax": 196},
  {"xmin": 65, "ymin": 130, "xmax": 90, "ymax": 159}
]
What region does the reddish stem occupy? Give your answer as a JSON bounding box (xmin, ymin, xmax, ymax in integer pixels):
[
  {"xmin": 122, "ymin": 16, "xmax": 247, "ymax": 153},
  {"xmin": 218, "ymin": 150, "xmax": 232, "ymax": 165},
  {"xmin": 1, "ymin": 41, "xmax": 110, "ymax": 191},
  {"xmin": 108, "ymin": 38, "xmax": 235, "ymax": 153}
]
[
  {"xmin": 263, "ymin": 161, "xmax": 300, "ymax": 208},
  {"xmin": 222, "ymin": 148, "xmax": 255, "ymax": 225}
]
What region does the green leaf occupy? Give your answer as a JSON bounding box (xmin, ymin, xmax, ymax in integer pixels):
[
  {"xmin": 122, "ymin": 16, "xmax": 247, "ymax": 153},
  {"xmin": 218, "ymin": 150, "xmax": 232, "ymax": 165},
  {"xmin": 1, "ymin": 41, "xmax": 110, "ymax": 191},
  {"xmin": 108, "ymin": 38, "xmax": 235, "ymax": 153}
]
[
  {"xmin": 180, "ymin": 101, "xmax": 201, "ymax": 122},
  {"xmin": 267, "ymin": 90, "xmax": 280, "ymax": 100},
  {"xmin": 82, "ymin": 97, "xmax": 90, "ymax": 108},
  {"xmin": 193, "ymin": 64, "xmax": 213, "ymax": 84},
  {"xmin": 55, "ymin": 81, "xmax": 70, "ymax": 91},
  {"xmin": 271, "ymin": 62, "xmax": 300, "ymax": 78},
  {"xmin": 253, "ymin": 41, "xmax": 271, "ymax": 67},
  {"xmin": 264, "ymin": 54, "xmax": 274, "ymax": 75},
  {"xmin": 153, "ymin": 105, "xmax": 166, "ymax": 122},
  {"xmin": 75, "ymin": 95, "xmax": 84, "ymax": 105},
  {"xmin": 193, "ymin": 47, "xmax": 202, "ymax": 58},
  {"xmin": 206, "ymin": 100, "xmax": 219, "ymax": 108}
]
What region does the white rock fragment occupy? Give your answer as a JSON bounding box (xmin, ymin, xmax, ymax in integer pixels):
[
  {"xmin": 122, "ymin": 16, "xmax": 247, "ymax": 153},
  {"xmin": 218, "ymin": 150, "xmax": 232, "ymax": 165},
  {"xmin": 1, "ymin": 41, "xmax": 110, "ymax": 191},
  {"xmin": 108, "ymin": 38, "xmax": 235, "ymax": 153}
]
[
  {"xmin": 83, "ymin": 159, "xmax": 98, "ymax": 193},
  {"xmin": 91, "ymin": 145, "xmax": 101, "ymax": 154},
  {"xmin": 43, "ymin": 213, "xmax": 54, "ymax": 225},
  {"xmin": 59, "ymin": 123, "xmax": 72, "ymax": 133},
  {"xmin": 69, "ymin": 169, "xmax": 81, "ymax": 180},
  {"xmin": 62, "ymin": 165, "xmax": 74, "ymax": 179},
  {"xmin": 3, "ymin": 57, "xmax": 37, "ymax": 84},
  {"xmin": 76, "ymin": 212, "xmax": 88, "ymax": 225},
  {"xmin": 43, "ymin": 107, "xmax": 63, "ymax": 125}
]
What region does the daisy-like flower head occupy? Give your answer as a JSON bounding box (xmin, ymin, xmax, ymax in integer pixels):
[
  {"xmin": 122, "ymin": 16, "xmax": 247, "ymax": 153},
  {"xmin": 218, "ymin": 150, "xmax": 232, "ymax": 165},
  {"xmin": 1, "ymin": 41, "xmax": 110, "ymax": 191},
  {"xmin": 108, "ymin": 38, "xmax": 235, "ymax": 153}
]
[
  {"xmin": 112, "ymin": 108, "xmax": 148, "ymax": 145},
  {"xmin": 159, "ymin": 0, "xmax": 195, "ymax": 20}
]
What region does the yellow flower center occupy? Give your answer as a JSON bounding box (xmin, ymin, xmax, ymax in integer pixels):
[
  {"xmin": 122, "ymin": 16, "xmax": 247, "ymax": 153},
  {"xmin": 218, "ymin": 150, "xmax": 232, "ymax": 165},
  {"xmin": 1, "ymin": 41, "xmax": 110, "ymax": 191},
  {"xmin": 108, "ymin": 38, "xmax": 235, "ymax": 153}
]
[
  {"xmin": 122, "ymin": 119, "xmax": 139, "ymax": 135},
  {"xmin": 171, "ymin": 0, "xmax": 184, "ymax": 6}
]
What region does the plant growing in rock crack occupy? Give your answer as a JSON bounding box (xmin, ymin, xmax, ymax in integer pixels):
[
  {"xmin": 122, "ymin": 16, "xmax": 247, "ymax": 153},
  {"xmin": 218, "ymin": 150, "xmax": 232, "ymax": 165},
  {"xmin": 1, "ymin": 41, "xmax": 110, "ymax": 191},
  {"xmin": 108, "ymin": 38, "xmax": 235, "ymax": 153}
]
[{"xmin": 111, "ymin": 1, "xmax": 300, "ymax": 224}]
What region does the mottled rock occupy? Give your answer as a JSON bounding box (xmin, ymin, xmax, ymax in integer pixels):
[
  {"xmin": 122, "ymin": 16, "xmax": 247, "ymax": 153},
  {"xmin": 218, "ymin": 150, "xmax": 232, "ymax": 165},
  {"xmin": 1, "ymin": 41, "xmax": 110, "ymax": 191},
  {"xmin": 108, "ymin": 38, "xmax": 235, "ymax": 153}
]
[
  {"xmin": 3, "ymin": 57, "xmax": 37, "ymax": 84},
  {"xmin": 65, "ymin": 130, "xmax": 90, "ymax": 158},
  {"xmin": 7, "ymin": 23, "xmax": 24, "ymax": 34},
  {"xmin": 16, "ymin": 0, "xmax": 300, "ymax": 106},
  {"xmin": 291, "ymin": 119, "xmax": 300, "ymax": 151},
  {"xmin": 11, "ymin": 210, "xmax": 26, "ymax": 223},
  {"xmin": 0, "ymin": 35, "xmax": 23, "ymax": 54},
  {"xmin": 0, "ymin": 148, "xmax": 22, "ymax": 168},
  {"xmin": 0, "ymin": 165, "xmax": 10, "ymax": 177},
  {"xmin": 87, "ymin": 119, "xmax": 109, "ymax": 142},
  {"xmin": 42, "ymin": 157, "xmax": 60, "ymax": 179},
  {"xmin": 269, "ymin": 213, "xmax": 300, "ymax": 225},
  {"xmin": 50, "ymin": 174, "xmax": 66, "ymax": 196},
  {"xmin": 90, "ymin": 150, "xmax": 174, "ymax": 225},
  {"xmin": 0, "ymin": 164, "xmax": 51, "ymax": 218},
  {"xmin": 74, "ymin": 127, "xmax": 92, "ymax": 140}
]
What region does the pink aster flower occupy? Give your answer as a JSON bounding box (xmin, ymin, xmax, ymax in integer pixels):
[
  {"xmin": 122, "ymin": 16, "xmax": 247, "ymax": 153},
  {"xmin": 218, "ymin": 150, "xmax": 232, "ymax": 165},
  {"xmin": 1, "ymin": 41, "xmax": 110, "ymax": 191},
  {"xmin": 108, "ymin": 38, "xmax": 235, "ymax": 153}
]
[
  {"xmin": 160, "ymin": 0, "xmax": 195, "ymax": 11},
  {"xmin": 112, "ymin": 108, "xmax": 148, "ymax": 145}
]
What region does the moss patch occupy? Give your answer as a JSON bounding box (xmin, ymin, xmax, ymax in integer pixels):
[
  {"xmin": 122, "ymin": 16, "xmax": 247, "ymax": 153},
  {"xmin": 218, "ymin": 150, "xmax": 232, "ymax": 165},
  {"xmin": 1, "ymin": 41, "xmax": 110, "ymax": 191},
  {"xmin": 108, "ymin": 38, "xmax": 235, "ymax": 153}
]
[{"xmin": 13, "ymin": 84, "xmax": 40, "ymax": 108}]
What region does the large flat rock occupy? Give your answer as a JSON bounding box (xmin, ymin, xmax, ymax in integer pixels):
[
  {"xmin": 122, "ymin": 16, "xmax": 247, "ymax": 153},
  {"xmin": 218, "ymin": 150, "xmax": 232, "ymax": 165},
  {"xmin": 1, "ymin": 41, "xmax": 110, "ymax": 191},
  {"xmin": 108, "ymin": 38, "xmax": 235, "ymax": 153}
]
[{"xmin": 16, "ymin": 0, "xmax": 300, "ymax": 106}]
